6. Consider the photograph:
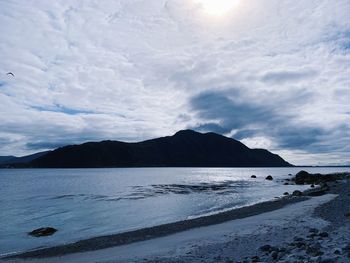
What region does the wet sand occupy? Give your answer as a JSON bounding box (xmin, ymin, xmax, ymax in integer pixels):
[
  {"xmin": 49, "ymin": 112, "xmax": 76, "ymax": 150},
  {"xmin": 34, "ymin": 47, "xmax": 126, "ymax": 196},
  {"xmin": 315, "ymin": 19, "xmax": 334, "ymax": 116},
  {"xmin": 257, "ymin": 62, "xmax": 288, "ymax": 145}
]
[{"xmin": 4, "ymin": 198, "xmax": 315, "ymax": 259}]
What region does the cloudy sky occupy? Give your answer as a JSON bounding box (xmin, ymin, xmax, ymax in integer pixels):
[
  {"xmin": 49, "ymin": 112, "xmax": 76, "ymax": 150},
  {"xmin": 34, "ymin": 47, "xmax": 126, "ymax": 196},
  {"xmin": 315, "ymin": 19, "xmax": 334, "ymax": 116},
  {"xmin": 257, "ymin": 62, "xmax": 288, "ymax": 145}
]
[{"xmin": 1, "ymin": 0, "xmax": 350, "ymax": 165}]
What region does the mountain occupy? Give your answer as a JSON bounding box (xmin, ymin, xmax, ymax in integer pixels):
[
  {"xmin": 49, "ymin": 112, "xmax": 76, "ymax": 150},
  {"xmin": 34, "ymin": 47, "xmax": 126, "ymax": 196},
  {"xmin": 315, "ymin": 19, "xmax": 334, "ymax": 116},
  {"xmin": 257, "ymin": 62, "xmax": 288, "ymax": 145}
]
[
  {"xmin": 28, "ymin": 130, "xmax": 292, "ymax": 168},
  {"xmin": 0, "ymin": 151, "xmax": 50, "ymax": 166},
  {"xmin": 0, "ymin": 156, "xmax": 16, "ymax": 165}
]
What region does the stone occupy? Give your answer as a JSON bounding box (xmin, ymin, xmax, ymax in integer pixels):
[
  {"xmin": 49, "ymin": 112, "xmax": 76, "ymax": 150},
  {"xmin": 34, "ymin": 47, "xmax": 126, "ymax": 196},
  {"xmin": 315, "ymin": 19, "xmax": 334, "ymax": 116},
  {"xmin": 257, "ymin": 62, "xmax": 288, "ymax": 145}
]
[
  {"xmin": 28, "ymin": 227, "xmax": 57, "ymax": 237},
  {"xmin": 334, "ymin": 249, "xmax": 341, "ymax": 255},
  {"xmin": 319, "ymin": 257, "xmax": 337, "ymax": 263},
  {"xmin": 342, "ymin": 243, "xmax": 350, "ymax": 252},
  {"xmin": 295, "ymin": 170, "xmax": 310, "ymax": 184},
  {"xmin": 319, "ymin": 232, "xmax": 329, "ymax": 238},
  {"xmin": 320, "ymin": 182, "xmax": 329, "ymax": 189},
  {"xmin": 265, "ymin": 175, "xmax": 273, "ymax": 181},
  {"xmin": 260, "ymin": 244, "xmax": 272, "ymax": 252},
  {"xmin": 306, "ymin": 245, "xmax": 323, "ymax": 257},
  {"xmin": 292, "ymin": 190, "xmax": 303, "ymax": 196},
  {"xmin": 251, "ymin": 175, "xmax": 257, "ymax": 178},
  {"xmin": 309, "ymin": 228, "xmax": 319, "ymax": 234},
  {"xmin": 283, "ymin": 192, "xmax": 289, "ymax": 196},
  {"xmin": 251, "ymin": 256, "xmax": 260, "ymax": 263},
  {"xmin": 293, "ymin": 236, "xmax": 304, "ymax": 242},
  {"xmin": 295, "ymin": 241, "xmax": 306, "ymax": 248},
  {"xmin": 271, "ymin": 251, "xmax": 278, "ymax": 260}
]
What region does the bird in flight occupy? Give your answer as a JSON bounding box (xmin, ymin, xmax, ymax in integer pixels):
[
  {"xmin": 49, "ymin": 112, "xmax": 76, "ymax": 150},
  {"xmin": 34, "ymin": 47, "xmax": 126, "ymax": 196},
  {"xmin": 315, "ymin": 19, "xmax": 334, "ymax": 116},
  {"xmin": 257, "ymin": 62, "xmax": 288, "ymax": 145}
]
[{"xmin": 6, "ymin": 72, "xmax": 14, "ymax": 77}]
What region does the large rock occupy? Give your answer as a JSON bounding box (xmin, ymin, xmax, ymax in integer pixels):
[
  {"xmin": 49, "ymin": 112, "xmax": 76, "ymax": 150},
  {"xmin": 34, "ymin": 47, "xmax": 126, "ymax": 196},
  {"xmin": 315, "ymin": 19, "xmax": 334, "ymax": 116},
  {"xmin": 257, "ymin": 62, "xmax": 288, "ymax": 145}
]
[
  {"xmin": 294, "ymin": 170, "xmax": 344, "ymax": 185},
  {"xmin": 260, "ymin": 244, "xmax": 272, "ymax": 252},
  {"xmin": 265, "ymin": 175, "xmax": 273, "ymax": 181},
  {"xmin": 28, "ymin": 227, "xmax": 57, "ymax": 237},
  {"xmin": 292, "ymin": 190, "xmax": 303, "ymax": 196},
  {"xmin": 295, "ymin": 170, "xmax": 311, "ymax": 184}
]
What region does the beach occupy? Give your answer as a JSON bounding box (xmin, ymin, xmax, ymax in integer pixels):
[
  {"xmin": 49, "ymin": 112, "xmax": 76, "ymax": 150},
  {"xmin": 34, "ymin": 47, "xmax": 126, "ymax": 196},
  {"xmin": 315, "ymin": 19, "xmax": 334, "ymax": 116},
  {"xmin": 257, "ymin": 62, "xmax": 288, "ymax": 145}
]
[{"xmin": 2, "ymin": 173, "xmax": 350, "ymax": 263}]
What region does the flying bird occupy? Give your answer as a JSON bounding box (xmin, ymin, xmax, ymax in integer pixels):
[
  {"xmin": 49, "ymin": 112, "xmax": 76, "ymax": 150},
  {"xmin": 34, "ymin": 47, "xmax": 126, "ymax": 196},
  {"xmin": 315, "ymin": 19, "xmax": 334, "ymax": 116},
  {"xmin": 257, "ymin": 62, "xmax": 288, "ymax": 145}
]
[{"xmin": 6, "ymin": 72, "xmax": 14, "ymax": 77}]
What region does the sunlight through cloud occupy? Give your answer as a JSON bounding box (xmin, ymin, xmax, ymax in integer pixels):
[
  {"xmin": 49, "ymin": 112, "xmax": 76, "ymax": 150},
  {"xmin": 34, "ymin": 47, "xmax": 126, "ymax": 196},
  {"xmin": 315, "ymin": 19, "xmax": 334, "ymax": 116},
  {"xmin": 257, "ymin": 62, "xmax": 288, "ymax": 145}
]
[{"xmin": 194, "ymin": 0, "xmax": 241, "ymax": 16}]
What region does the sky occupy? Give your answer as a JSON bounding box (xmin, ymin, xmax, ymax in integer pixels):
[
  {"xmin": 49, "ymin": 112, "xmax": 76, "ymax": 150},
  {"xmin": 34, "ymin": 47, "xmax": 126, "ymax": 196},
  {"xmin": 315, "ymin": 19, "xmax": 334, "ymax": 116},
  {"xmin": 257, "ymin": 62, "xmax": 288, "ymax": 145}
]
[{"xmin": 0, "ymin": 0, "xmax": 350, "ymax": 165}]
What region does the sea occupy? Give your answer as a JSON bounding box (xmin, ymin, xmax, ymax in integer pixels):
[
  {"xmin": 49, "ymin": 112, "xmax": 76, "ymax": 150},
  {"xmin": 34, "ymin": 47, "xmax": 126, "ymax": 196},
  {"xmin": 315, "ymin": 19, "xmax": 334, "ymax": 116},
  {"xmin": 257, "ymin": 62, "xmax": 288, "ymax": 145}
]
[{"xmin": 0, "ymin": 167, "xmax": 348, "ymax": 256}]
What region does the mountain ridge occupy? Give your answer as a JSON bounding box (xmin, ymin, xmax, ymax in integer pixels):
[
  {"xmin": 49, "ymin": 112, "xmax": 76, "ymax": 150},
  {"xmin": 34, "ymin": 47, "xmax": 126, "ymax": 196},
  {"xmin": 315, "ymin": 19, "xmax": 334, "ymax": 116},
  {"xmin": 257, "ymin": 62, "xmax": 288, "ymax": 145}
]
[{"xmin": 23, "ymin": 130, "xmax": 292, "ymax": 168}]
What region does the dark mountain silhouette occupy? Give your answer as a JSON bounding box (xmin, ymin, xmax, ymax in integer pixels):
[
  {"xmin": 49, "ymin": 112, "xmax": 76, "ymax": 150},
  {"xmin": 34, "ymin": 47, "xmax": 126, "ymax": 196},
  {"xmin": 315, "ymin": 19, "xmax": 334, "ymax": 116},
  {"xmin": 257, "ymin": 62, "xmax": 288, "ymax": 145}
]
[
  {"xmin": 0, "ymin": 156, "xmax": 16, "ymax": 165},
  {"xmin": 29, "ymin": 130, "xmax": 292, "ymax": 168},
  {"xmin": 0, "ymin": 151, "xmax": 50, "ymax": 166}
]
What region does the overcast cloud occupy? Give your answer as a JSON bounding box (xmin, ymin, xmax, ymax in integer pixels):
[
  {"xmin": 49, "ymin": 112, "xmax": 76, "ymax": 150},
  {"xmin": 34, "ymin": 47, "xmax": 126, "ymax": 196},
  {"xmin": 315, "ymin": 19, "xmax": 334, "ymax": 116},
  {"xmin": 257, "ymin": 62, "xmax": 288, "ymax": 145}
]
[{"xmin": 1, "ymin": 0, "xmax": 350, "ymax": 165}]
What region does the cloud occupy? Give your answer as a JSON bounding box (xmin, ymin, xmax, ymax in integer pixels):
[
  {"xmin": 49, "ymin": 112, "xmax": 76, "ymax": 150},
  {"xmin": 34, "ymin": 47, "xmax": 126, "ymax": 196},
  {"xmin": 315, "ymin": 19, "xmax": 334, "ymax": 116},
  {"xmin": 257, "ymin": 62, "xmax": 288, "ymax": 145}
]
[
  {"xmin": 192, "ymin": 123, "xmax": 232, "ymax": 135},
  {"xmin": 190, "ymin": 90, "xmax": 276, "ymax": 130},
  {"xmin": 25, "ymin": 141, "xmax": 69, "ymax": 151},
  {"xmin": 261, "ymin": 69, "xmax": 318, "ymax": 84},
  {"xmin": 1, "ymin": 0, "xmax": 350, "ymax": 165},
  {"xmin": 189, "ymin": 89, "xmax": 349, "ymax": 159},
  {"xmin": 31, "ymin": 104, "xmax": 96, "ymax": 115}
]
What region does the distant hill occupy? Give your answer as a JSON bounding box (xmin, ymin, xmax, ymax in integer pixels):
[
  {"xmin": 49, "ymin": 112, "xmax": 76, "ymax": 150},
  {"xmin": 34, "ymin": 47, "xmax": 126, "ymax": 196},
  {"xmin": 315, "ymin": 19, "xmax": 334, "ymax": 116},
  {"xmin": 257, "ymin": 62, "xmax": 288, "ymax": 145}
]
[
  {"xmin": 0, "ymin": 156, "xmax": 16, "ymax": 165},
  {"xmin": 28, "ymin": 130, "xmax": 292, "ymax": 168},
  {"xmin": 0, "ymin": 151, "xmax": 50, "ymax": 166}
]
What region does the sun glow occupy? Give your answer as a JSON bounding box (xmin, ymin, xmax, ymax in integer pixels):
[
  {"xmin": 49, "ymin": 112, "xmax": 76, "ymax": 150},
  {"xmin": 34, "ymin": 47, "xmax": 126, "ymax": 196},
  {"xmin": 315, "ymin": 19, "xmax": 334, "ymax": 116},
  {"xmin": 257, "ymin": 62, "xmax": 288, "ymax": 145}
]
[{"xmin": 195, "ymin": 0, "xmax": 241, "ymax": 16}]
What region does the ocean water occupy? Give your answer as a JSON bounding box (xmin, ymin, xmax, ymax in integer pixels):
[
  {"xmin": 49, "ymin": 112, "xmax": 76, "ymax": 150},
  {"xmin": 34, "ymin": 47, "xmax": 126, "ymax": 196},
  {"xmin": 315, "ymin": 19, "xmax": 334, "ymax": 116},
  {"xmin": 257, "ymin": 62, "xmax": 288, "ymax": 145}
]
[{"xmin": 0, "ymin": 167, "xmax": 348, "ymax": 256}]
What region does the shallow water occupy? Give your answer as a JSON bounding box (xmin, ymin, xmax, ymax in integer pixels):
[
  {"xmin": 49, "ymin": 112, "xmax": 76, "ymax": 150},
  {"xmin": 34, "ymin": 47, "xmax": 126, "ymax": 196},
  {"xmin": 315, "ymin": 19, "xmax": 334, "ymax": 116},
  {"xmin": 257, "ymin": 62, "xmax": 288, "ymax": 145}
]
[{"xmin": 0, "ymin": 167, "xmax": 348, "ymax": 256}]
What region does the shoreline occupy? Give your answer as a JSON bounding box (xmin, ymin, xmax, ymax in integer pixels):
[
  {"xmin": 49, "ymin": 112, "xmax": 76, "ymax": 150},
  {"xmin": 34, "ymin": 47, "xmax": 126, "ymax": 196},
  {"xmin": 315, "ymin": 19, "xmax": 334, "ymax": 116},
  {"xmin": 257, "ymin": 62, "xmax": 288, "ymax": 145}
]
[
  {"xmin": 2, "ymin": 172, "xmax": 349, "ymax": 262},
  {"xmin": 4, "ymin": 195, "xmax": 312, "ymax": 259}
]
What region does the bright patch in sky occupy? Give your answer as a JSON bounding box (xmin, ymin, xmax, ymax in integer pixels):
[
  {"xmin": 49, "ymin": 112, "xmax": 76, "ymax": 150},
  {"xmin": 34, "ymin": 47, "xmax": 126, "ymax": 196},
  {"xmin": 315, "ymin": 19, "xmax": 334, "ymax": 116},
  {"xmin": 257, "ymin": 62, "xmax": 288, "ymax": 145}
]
[{"xmin": 195, "ymin": 0, "xmax": 241, "ymax": 16}]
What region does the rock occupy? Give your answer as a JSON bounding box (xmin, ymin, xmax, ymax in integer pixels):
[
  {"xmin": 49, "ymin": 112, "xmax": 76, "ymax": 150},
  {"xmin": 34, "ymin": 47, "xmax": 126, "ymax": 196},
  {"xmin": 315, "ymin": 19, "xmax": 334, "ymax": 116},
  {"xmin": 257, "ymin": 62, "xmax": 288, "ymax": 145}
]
[
  {"xmin": 292, "ymin": 190, "xmax": 303, "ymax": 196},
  {"xmin": 283, "ymin": 192, "xmax": 289, "ymax": 196},
  {"xmin": 294, "ymin": 170, "xmax": 341, "ymax": 185},
  {"xmin": 311, "ymin": 184, "xmax": 315, "ymax": 188},
  {"xmin": 295, "ymin": 170, "xmax": 310, "ymax": 184},
  {"xmin": 319, "ymin": 232, "xmax": 329, "ymax": 238},
  {"xmin": 334, "ymin": 249, "xmax": 341, "ymax": 255},
  {"xmin": 251, "ymin": 256, "xmax": 260, "ymax": 263},
  {"xmin": 265, "ymin": 175, "xmax": 273, "ymax": 181},
  {"xmin": 28, "ymin": 227, "xmax": 57, "ymax": 237},
  {"xmin": 279, "ymin": 247, "xmax": 287, "ymax": 253},
  {"xmin": 307, "ymin": 188, "xmax": 328, "ymax": 196},
  {"xmin": 251, "ymin": 175, "xmax": 257, "ymax": 178},
  {"xmin": 320, "ymin": 182, "xmax": 329, "ymax": 189},
  {"xmin": 320, "ymin": 257, "xmax": 337, "ymax": 263},
  {"xmin": 294, "ymin": 241, "xmax": 306, "ymax": 248},
  {"xmin": 306, "ymin": 245, "xmax": 323, "ymax": 257},
  {"xmin": 271, "ymin": 251, "xmax": 278, "ymax": 260},
  {"xmin": 260, "ymin": 244, "xmax": 272, "ymax": 252},
  {"xmin": 284, "ymin": 182, "xmax": 289, "ymax": 185},
  {"xmin": 308, "ymin": 233, "xmax": 317, "ymax": 239},
  {"xmin": 293, "ymin": 236, "xmax": 304, "ymax": 242},
  {"xmin": 343, "ymin": 243, "xmax": 350, "ymax": 252},
  {"xmin": 309, "ymin": 228, "xmax": 319, "ymax": 233}
]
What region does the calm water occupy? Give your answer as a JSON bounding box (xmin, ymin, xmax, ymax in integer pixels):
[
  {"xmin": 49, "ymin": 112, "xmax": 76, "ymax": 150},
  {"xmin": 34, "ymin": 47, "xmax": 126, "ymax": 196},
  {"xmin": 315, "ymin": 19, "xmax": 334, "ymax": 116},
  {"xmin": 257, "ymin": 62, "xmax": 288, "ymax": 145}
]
[{"xmin": 0, "ymin": 167, "xmax": 348, "ymax": 256}]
